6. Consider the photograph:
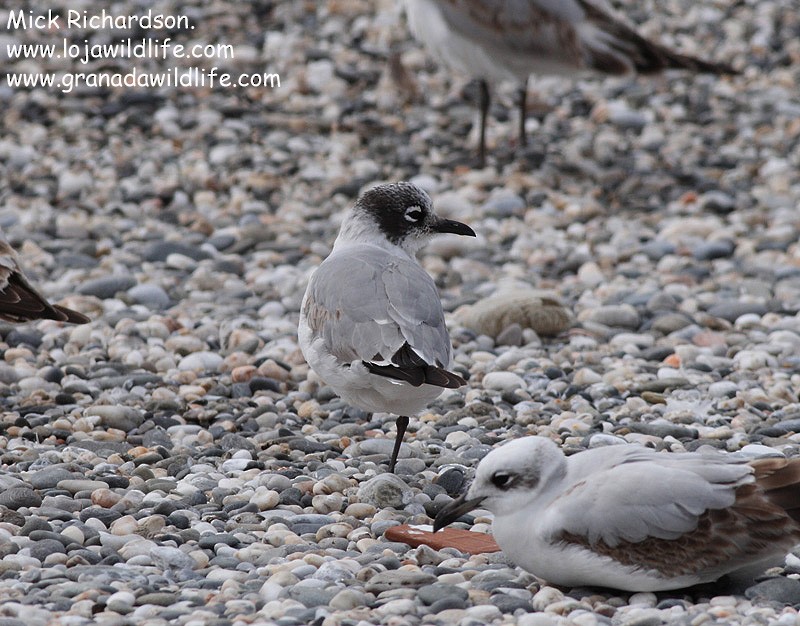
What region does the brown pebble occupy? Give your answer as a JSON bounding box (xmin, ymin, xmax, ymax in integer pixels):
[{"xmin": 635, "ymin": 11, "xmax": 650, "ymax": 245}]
[
  {"xmin": 231, "ymin": 365, "xmax": 258, "ymax": 382},
  {"xmin": 91, "ymin": 488, "xmax": 122, "ymax": 508}
]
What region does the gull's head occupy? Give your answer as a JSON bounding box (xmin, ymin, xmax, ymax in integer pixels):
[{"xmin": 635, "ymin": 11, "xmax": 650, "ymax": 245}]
[
  {"xmin": 434, "ymin": 436, "xmax": 567, "ymax": 530},
  {"xmin": 335, "ymin": 182, "xmax": 475, "ymax": 255}
]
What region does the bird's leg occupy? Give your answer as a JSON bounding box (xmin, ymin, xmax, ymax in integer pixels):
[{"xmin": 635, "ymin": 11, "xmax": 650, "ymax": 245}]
[
  {"xmin": 517, "ymin": 79, "xmax": 528, "ymax": 148},
  {"xmin": 389, "ymin": 415, "xmax": 409, "ymax": 473},
  {"xmin": 477, "ymin": 78, "xmax": 490, "ymax": 167}
]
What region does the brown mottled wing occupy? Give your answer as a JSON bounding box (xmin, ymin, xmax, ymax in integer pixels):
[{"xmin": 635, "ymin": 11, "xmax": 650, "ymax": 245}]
[
  {"xmin": 750, "ymin": 457, "xmax": 800, "ymax": 523},
  {"xmin": 434, "ymin": 0, "xmax": 735, "ymax": 75},
  {"xmin": 436, "ymin": 0, "xmax": 584, "ymax": 59},
  {"xmin": 0, "ymin": 240, "xmax": 89, "ymax": 324},
  {"xmin": 553, "ymin": 456, "xmax": 800, "ymax": 578},
  {"xmin": 575, "ymin": 0, "xmax": 737, "ymax": 74},
  {"xmin": 561, "ymin": 482, "xmax": 800, "ymax": 579}
]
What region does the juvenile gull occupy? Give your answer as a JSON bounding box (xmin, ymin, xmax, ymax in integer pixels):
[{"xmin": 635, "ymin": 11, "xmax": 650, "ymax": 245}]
[
  {"xmin": 0, "ymin": 234, "xmax": 89, "ymax": 324},
  {"xmin": 404, "ymin": 0, "xmax": 737, "ymax": 164},
  {"xmin": 298, "ymin": 182, "xmax": 475, "ymax": 472},
  {"xmin": 435, "ymin": 436, "xmax": 800, "ymax": 591}
]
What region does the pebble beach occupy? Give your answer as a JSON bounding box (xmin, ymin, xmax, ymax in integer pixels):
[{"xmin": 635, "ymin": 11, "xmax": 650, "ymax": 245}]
[{"xmin": 1, "ymin": 0, "xmax": 800, "ymax": 624}]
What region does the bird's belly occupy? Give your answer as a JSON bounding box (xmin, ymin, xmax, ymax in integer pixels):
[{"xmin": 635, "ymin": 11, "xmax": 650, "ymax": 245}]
[
  {"xmin": 492, "ymin": 517, "xmax": 703, "ymax": 592},
  {"xmin": 339, "ymin": 376, "xmax": 443, "ymax": 416}
]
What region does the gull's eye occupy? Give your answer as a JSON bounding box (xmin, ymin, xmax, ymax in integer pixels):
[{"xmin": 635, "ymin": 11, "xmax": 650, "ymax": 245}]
[
  {"xmin": 490, "ymin": 472, "xmax": 515, "ymax": 490},
  {"xmin": 405, "ymin": 206, "xmax": 424, "ymax": 223}
]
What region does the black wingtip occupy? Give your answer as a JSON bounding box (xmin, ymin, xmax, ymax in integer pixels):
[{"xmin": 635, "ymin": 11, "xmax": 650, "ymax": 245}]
[
  {"xmin": 362, "ymin": 361, "xmax": 466, "ymax": 389},
  {"xmin": 52, "ymin": 305, "xmax": 91, "ymax": 324}
]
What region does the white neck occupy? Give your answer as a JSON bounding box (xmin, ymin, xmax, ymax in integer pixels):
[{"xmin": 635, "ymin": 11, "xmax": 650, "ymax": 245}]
[{"xmin": 332, "ymin": 210, "xmax": 423, "ymax": 258}]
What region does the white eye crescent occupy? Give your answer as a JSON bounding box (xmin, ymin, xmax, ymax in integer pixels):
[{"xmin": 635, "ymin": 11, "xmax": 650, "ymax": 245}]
[
  {"xmin": 490, "ymin": 472, "xmax": 515, "ymax": 490},
  {"xmin": 405, "ymin": 206, "xmax": 424, "ymax": 222}
]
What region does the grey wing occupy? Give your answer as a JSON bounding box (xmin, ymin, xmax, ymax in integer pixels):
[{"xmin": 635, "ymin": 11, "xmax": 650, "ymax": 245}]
[
  {"xmin": 382, "ymin": 257, "xmax": 452, "ymax": 368},
  {"xmin": 303, "ymin": 247, "xmax": 453, "ymax": 372},
  {"xmin": 546, "ymin": 452, "xmax": 752, "ymax": 547}
]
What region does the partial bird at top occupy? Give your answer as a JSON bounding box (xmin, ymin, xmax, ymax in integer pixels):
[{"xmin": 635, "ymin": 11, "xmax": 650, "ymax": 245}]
[
  {"xmin": 404, "ymin": 0, "xmax": 738, "ymax": 165},
  {"xmin": 0, "ymin": 235, "xmax": 89, "ymax": 324}
]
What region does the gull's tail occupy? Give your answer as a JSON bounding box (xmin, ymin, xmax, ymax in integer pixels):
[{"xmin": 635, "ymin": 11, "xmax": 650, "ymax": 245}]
[
  {"xmin": 579, "ymin": 0, "xmax": 738, "ymax": 76},
  {"xmin": 751, "ymin": 456, "xmax": 800, "ymax": 525}
]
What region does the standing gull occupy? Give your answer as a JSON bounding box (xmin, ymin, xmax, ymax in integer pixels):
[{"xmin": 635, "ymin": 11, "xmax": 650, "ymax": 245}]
[
  {"xmin": 0, "ymin": 234, "xmax": 89, "ymax": 324},
  {"xmin": 435, "ymin": 436, "xmax": 800, "ymax": 591},
  {"xmin": 404, "ymin": 0, "xmax": 737, "ymax": 164},
  {"xmin": 298, "ymin": 182, "xmax": 475, "ymax": 472}
]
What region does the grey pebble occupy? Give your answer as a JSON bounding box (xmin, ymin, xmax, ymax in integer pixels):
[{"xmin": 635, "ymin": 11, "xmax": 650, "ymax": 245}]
[
  {"xmin": 585, "ymin": 304, "xmax": 640, "ymax": 329},
  {"xmin": 128, "ymin": 283, "xmax": 171, "ymax": 308},
  {"xmin": 745, "ymin": 577, "xmax": 800, "ymax": 605},
  {"xmin": 287, "ymin": 586, "xmax": 339, "ymax": 608},
  {"xmin": 706, "ymin": 301, "xmax": 768, "ymax": 322},
  {"xmin": 142, "ymin": 241, "xmax": 212, "ymax": 263},
  {"xmin": 693, "ymin": 239, "xmax": 735, "ymax": 261},
  {"xmin": 29, "ymin": 538, "xmax": 66, "ymax": 562},
  {"xmin": 418, "ymin": 583, "xmax": 470, "ymax": 605},
  {"xmin": 77, "ymin": 275, "xmax": 137, "ymax": 299},
  {"xmin": 26, "ymin": 468, "xmax": 77, "ymax": 490},
  {"xmin": 357, "ymin": 474, "xmax": 414, "ymax": 509},
  {"xmin": 85, "ymin": 406, "xmax": 144, "ymax": 431},
  {"xmin": 364, "ymin": 569, "xmax": 437, "ymax": 592},
  {"xmin": 0, "ymin": 487, "xmax": 42, "ymax": 510}
]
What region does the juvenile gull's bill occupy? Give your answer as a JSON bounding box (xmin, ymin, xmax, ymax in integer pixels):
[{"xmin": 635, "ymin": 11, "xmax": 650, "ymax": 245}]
[
  {"xmin": 298, "ymin": 182, "xmax": 475, "ymax": 472},
  {"xmin": 404, "ymin": 0, "xmax": 738, "ymax": 164},
  {"xmin": 0, "ymin": 234, "xmax": 89, "ymax": 324},
  {"xmin": 435, "ymin": 436, "xmax": 800, "ymax": 591}
]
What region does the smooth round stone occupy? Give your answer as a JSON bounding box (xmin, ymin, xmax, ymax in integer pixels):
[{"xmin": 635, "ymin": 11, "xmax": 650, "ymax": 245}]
[
  {"xmin": 482, "ymin": 371, "xmax": 525, "ymax": 392},
  {"xmin": 708, "ymin": 381, "xmax": 739, "ymax": 398},
  {"xmin": 651, "ymin": 313, "xmax": 693, "ymax": 334},
  {"xmin": 178, "ymin": 352, "xmax": 224, "ymax": 372},
  {"xmin": 738, "ymin": 444, "xmax": 785, "ymax": 459},
  {"xmin": 150, "ymin": 546, "xmax": 197, "ymax": 570},
  {"xmin": 136, "ymin": 592, "xmax": 179, "ymax": 607},
  {"xmin": 435, "ymin": 469, "xmax": 465, "ymax": 496},
  {"xmin": 0, "ymin": 487, "xmax": 42, "ymax": 510},
  {"xmin": 287, "ymin": 586, "xmax": 338, "ymax": 608},
  {"xmin": 252, "ymin": 489, "xmax": 280, "ymax": 510},
  {"xmin": 29, "ymin": 538, "xmax": 66, "ymax": 562},
  {"xmin": 418, "ymin": 583, "xmax": 470, "ymax": 605},
  {"xmin": 84, "ymin": 406, "xmax": 144, "ymax": 431},
  {"xmin": 491, "ymin": 593, "xmax": 532, "ymax": 613},
  {"xmin": 128, "ymin": 284, "xmax": 171, "ymax": 308},
  {"xmin": 57, "ymin": 480, "xmax": 109, "ymax": 494},
  {"xmin": 357, "ymin": 475, "xmax": 413, "ymax": 509},
  {"xmin": 106, "ymin": 590, "xmax": 136, "ymax": 613},
  {"xmin": 77, "ymin": 275, "xmax": 137, "ymax": 299},
  {"xmin": 745, "ymin": 577, "xmax": 800, "ymax": 605},
  {"xmin": 706, "ymin": 301, "xmax": 768, "ymax": 322},
  {"xmin": 465, "ymin": 604, "xmax": 502, "ymax": 621},
  {"xmin": 582, "ymin": 304, "xmax": 640, "ymax": 329},
  {"xmin": 517, "ymin": 614, "xmax": 560, "ymax": 626},
  {"xmin": 365, "ymin": 568, "xmax": 437, "ymax": 593},
  {"xmin": 693, "ymin": 239, "xmax": 735, "ymax": 260},
  {"xmin": 343, "ymin": 503, "xmax": 376, "ymax": 518},
  {"xmin": 143, "ymin": 241, "xmax": 212, "ymax": 262},
  {"xmin": 19, "ymin": 517, "xmax": 51, "ymax": 535},
  {"xmin": 482, "ymin": 191, "xmax": 525, "ymax": 217},
  {"xmin": 26, "ymin": 468, "xmax": 76, "ymax": 490},
  {"xmin": 329, "ymin": 588, "xmax": 368, "ymax": 610},
  {"xmin": 345, "ymin": 438, "xmax": 415, "ymax": 460}
]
